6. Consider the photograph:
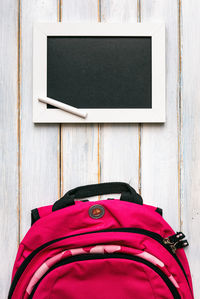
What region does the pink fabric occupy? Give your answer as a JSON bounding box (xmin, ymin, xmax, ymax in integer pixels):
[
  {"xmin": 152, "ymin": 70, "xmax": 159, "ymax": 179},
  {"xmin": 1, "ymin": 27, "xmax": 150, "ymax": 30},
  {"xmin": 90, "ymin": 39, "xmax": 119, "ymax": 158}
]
[
  {"xmin": 25, "ymin": 244, "xmax": 180, "ymax": 297},
  {"xmin": 10, "ymin": 199, "xmax": 194, "ymax": 299},
  {"xmin": 31, "ymin": 259, "xmax": 176, "ymax": 299}
]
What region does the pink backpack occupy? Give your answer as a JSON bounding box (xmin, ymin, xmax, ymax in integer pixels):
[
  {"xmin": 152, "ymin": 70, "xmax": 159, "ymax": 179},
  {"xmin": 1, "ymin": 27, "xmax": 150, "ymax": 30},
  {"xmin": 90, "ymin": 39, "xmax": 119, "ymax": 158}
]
[{"xmin": 9, "ymin": 182, "xmax": 193, "ymax": 298}]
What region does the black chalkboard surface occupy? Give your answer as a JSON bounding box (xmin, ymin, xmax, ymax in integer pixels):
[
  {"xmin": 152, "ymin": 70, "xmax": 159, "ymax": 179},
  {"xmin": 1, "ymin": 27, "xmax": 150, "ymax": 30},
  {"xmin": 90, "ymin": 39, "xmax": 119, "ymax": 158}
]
[{"xmin": 47, "ymin": 36, "xmax": 152, "ymax": 109}]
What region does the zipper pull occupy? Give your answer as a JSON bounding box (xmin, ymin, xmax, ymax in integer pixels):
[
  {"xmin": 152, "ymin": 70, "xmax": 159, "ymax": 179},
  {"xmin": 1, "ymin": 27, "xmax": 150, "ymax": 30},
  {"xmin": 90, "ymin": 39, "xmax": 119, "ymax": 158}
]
[
  {"xmin": 168, "ymin": 232, "xmax": 185, "ymax": 243},
  {"xmin": 175, "ymin": 239, "xmax": 189, "ymax": 249},
  {"xmin": 163, "ymin": 232, "xmax": 189, "ymax": 253}
]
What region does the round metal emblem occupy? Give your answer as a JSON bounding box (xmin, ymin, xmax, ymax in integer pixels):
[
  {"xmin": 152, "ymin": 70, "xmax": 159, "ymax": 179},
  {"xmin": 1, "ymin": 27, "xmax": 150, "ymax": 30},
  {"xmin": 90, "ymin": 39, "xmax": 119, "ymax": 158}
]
[{"xmin": 89, "ymin": 204, "xmax": 105, "ymax": 219}]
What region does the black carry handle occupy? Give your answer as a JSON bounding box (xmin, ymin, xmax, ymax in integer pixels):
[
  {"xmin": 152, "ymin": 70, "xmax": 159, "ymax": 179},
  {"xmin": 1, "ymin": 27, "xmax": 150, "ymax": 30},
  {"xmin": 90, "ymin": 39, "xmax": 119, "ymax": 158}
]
[{"xmin": 52, "ymin": 182, "xmax": 143, "ymax": 211}]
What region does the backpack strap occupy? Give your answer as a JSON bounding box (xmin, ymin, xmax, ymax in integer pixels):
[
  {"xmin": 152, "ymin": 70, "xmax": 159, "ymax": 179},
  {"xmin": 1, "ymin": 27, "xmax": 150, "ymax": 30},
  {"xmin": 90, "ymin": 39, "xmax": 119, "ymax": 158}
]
[
  {"xmin": 31, "ymin": 208, "xmax": 40, "ymax": 225},
  {"xmin": 52, "ymin": 182, "xmax": 143, "ymax": 212}
]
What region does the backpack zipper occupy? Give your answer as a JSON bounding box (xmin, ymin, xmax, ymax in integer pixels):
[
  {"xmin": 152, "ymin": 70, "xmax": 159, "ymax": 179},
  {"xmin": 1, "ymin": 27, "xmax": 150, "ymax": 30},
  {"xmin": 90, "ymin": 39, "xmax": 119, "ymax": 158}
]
[
  {"xmin": 8, "ymin": 228, "xmax": 191, "ymax": 298},
  {"xmin": 163, "ymin": 232, "xmax": 189, "ymax": 254},
  {"xmin": 29, "ymin": 253, "xmax": 181, "ymax": 299}
]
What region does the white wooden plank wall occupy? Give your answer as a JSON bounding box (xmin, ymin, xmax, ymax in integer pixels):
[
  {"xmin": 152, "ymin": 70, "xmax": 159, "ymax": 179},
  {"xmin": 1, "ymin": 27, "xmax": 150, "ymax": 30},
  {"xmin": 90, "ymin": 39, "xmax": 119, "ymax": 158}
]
[
  {"xmin": 181, "ymin": 1, "xmax": 200, "ymax": 296},
  {"xmin": 141, "ymin": 1, "xmax": 179, "ymax": 229},
  {"xmin": 0, "ymin": 0, "xmax": 199, "ymax": 298},
  {"xmin": 20, "ymin": 0, "xmax": 59, "ymax": 238},
  {"xmin": 0, "ymin": 1, "xmax": 18, "ymax": 297}
]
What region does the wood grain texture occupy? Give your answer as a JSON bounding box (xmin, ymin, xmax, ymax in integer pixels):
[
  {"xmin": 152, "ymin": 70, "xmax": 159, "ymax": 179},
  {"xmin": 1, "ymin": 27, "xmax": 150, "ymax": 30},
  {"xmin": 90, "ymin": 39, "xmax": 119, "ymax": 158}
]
[
  {"xmin": 101, "ymin": 0, "xmax": 137, "ymax": 22},
  {"xmin": 141, "ymin": 1, "xmax": 179, "ymax": 229},
  {"xmin": 62, "ymin": 0, "xmax": 98, "ymax": 22},
  {"xmin": 20, "ymin": 0, "xmax": 59, "ymax": 238},
  {"xmin": 181, "ymin": 1, "xmax": 200, "ymax": 296},
  {"xmin": 61, "ymin": 0, "xmax": 99, "ymax": 197},
  {"xmin": 61, "ymin": 124, "xmax": 99, "ymax": 191},
  {"xmin": 0, "ymin": 1, "xmax": 18, "ymax": 296},
  {"xmin": 100, "ymin": 0, "xmax": 139, "ymax": 197},
  {"xmin": 99, "ymin": 124, "xmax": 139, "ymax": 190}
]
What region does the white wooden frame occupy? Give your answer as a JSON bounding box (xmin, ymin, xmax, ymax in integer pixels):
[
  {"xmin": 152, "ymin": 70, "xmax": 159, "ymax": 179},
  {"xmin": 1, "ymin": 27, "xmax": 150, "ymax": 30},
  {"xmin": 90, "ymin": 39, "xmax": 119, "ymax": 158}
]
[{"xmin": 33, "ymin": 23, "xmax": 165, "ymax": 123}]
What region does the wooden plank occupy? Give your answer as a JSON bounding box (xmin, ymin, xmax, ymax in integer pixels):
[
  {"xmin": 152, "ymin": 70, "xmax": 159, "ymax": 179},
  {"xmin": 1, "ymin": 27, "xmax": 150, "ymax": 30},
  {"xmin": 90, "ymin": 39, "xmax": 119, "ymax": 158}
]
[
  {"xmin": 100, "ymin": 0, "xmax": 139, "ymax": 197},
  {"xmin": 61, "ymin": 0, "xmax": 99, "ymax": 196},
  {"xmin": 99, "ymin": 124, "xmax": 139, "ymax": 191},
  {"xmin": 141, "ymin": 1, "xmax": 179, "ymax": 229},
  {"xmin": 0, "ymin": 0, "xmax": 18, "ymax": 296},
  {"xmin": 61, "ymin": 124, "xmax": 99, "ymax": 192},
  {"xmin": 101, "ymin": 0, "xmax": 138, "ymax": 22},
  {"xmin": 181, "ymin": 1, "xmax": 200, "ymax": 296},
  {"xmin": 62, "ymin": 0, "xmax": 98, "ymax": 22},
  {"xmin": 20, "ymin": 1, "xmax": 59, "ymax": 237}
]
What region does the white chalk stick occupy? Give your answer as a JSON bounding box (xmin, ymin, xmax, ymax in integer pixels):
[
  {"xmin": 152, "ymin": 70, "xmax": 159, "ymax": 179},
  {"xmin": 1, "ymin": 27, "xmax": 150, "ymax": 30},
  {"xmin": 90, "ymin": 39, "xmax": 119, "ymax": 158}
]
[{"xmin": 38, "ymin": 96, "xmax": 88, "ymax": 119}]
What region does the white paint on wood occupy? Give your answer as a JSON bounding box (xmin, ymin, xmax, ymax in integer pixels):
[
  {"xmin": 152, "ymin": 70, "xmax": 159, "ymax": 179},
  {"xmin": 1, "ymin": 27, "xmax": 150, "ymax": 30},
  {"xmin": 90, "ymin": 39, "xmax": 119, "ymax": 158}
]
[
  {"xmin": 100, "ymin": 0, "xmax": 140, "ymax": 198},
  {"xmin": 181, "ymin": 1, "xmax": 200, "ymax": 297},
  {"xmin": 61, "ymin": 0, "xmax": 98, "ymax": 23},
  {"xmin": 100, "ymin": 124, "xmax": 139, "ymax": 193},
  {"xmin": 20, "ymin": 0, "xmax": 59, "ymax": 238},
  {"xmin": 62, "ymin": 124, "xmax": 99, "ymax": 192},
  {"xmin": 61, "ymin": 0, "xmax": 99, "ymax": 198},
  {"xmin": 0, "ymin": 0, "xmax": 18, "ymax": 297},
  {"xmin": 101, "ymin": 0, "xmax": 137, "ymax": 23},
  {"xmin": 141, "ymin": 1, "xmax": 179, "ymax": 230}
]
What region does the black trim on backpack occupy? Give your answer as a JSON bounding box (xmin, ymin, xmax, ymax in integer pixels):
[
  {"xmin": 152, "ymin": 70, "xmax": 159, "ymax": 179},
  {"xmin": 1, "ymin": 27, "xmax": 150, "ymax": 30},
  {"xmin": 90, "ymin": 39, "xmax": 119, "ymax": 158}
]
[
  {"xmin": 155, "ymin": 207, "xmax": 163, "ymax": 216},
  {"xmin": 8, "ymin": 227, "xmax": 191, "ymax": 298},
  {"xmin": 31, "ymin": 208, "xmax": 40, "ymax": 226},
  {"xmin": 29, "ymin": 253, "xmax": 181, "ymax": 299},
  {"xmin": 52, "ymin": 197, "xmax": 75, "ymax": 212},
  {"xmin": 52, "ymin": 182, "xmax": 143, "ymax": 212}
]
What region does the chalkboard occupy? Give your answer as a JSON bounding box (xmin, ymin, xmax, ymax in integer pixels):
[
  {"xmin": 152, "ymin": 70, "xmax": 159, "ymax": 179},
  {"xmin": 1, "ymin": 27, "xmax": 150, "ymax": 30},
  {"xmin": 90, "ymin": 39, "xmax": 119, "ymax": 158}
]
[
  {"xmin": 47, "ymin": 36, "xmax": 152, "ymax": 109},
  {"xmin": 33, "ymin": 23, "xmax": 165, "ymax": 123}
]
